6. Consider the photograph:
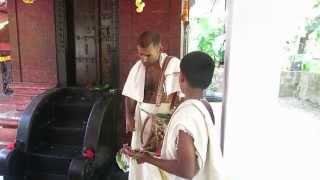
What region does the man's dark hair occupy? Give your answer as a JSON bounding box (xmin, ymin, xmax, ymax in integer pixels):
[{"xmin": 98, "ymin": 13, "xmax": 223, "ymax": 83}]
[
  {"xmin": 137, "ymin": 31, "xmax": 161, "ymax": 48},
  {"xmin": 180, "ymin": 51, "xmax": 215, "ymax": 89}
]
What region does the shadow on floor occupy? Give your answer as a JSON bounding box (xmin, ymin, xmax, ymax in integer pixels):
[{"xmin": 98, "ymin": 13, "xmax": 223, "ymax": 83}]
[{"xmin": 100, "ymin": 159, "xmax": 128, "ymax": 180}]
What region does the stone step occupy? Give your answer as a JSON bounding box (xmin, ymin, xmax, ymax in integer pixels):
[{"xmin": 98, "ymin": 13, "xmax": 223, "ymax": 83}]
[
  {"xmin": 11, "ymin": 82, "xmax": 55, "ymax": 90},
  {"xmin": 13, "ymin": 90, "xmax": 46, "ymax": 97},
  {"xmin": 0, "ymin": 141, "xmax": 10, "ymax": 149},
  {"xmin": 0, "ymin": 116, "xmax": 20, "ymax": 146},
  {"xmin": 0, "ymin": 95, "xmax": 32, "ymax": 105},
  {"xmin": 0, "ymin": 103, "xmax": 16, "ymax": 112},
  {"xmin": 0, "ymin": 118, "xmax": 19, "ymax": 128},
  {"xmin": 11, "ymin": 82, "xmax": 54, "ymax": 97},
  {"xmin": 0, "ymin": 95, "xmax": 32, "ymax": 112},
  {"xmin": 0, "ymin": 82, "xmax": 54, "ymax": 147},
  {"xmin": 0, "ymin": 127, "xmax": 17, "ymax": 143},
  {"xmin": 10, "ymin": 83, "xmax": 54, "ymax": 97}
]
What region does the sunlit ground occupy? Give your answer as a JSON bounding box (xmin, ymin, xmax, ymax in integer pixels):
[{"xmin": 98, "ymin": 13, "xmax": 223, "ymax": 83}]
[
  {"xmin": 225, "ymin": 97, "xmax": 320, "ymax": 180},
  {"xmin": 271, "ymin": 98, "xmax": 320, "ymax": 180}
]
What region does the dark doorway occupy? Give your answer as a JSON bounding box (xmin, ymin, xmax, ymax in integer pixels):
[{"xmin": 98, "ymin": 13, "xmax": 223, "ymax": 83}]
[{"xmin": 55, "ymin": 0, "xmax": 119, "ymax": 88}]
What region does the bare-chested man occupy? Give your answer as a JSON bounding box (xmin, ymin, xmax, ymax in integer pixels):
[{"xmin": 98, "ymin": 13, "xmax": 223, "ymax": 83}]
[{"xmin": 122, "ymin": 31, "xmax": 181, "ymax": 180}]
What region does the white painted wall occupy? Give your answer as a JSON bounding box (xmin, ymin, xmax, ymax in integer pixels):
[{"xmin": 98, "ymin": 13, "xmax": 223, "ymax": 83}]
[{"xmin": 223, "ymin": 0, "xmax": 320, "ymax": 180}]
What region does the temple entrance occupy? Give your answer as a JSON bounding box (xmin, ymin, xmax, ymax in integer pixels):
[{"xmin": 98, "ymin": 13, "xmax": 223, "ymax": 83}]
[{"xmin": 55, "ymin": 0, "xmax": 119, "ymax": 87}]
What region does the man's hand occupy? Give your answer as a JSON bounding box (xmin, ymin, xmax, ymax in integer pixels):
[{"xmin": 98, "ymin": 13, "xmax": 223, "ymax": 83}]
[
  {"xmin": 122, "ymin": 144, "xmax": 152, "ymax": 164},
  {"xmin": 135, "ymin": 151, "xmax": 152, "ymax": 164},
  {"xmin": 122, "ymin": 144, "xmax": 133, "ymax": 156}
]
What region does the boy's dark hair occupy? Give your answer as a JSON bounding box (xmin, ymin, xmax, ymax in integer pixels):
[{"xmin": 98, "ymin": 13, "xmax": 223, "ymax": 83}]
[
  {"xmin": 180, "ymin": 51, "xmax": 215, "ymax": 89},
  {"xmin": 137, "ymin": 31, "xmax": 161, "ymax": 48}
]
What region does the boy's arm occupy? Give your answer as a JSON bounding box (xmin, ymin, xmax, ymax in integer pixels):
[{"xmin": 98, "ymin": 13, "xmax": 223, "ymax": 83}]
[{"xmin": 135, "ymin": 130, "xmax": 199, "ymax": 179}]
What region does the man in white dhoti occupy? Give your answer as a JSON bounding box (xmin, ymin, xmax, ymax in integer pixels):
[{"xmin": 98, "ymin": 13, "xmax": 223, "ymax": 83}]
[
  {"xmin": 122, "ymin": 31, "xmax": 181, "ymax": 180},
  {"xmin": 124, "ymin": 51, "xmax": 228, "ymax": 180}
]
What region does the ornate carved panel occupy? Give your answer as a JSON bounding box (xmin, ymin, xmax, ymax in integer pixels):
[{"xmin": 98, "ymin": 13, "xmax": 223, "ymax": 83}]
[
  {"xmin": 73, "ymin": 1, "xmax": 97, "ymax": 86},
  {"xmin": 100, "ymin": 0, "xmax": 118, "ymax": 86},
  {"xmin": 55, "ymin": 0, "xmax": 118, "ymax": 87},
  {"xmin": 55, "ymin": 0, "xmax": 68, "ymax": 86}
]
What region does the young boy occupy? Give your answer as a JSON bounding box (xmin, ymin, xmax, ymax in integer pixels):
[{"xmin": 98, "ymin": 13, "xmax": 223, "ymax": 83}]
[{"xmin": 124, "ymin": 51, "xmax": 227, "ymax": 180}]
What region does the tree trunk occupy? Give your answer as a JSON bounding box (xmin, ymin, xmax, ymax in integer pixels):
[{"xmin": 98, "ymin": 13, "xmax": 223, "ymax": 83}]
[{"xmin": 297, "ymin": 33, "xmax": 310, "ymax": 54}]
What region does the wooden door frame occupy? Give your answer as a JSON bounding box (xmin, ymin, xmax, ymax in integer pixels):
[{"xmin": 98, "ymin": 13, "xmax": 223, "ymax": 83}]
[
  {"xmin": 7, "ymin": 0, "xmax": 22, "ymax": 82},
  {"xmin": 54, "ymin": 0, "xmax": 119, "ymax": 88}
]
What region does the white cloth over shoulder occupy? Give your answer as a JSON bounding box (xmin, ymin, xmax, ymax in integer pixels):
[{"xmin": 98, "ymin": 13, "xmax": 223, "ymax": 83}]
[
  {"xmin": 161, "ymin": 99, "xmax": 228, "ymax": 180},
  {"xmin": 122, "ymin": 53, "xmax": 181, "ymax": 102}
]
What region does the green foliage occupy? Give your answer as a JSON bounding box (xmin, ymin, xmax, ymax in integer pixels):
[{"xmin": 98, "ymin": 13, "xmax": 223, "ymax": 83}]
[
  {"xmin": 306, "ymin": 0, "xmax": 320, "ymax": 42},
  {"xmin": 305, "ymin": 16, "xmax": 320, "ymax": 35},
  {"xmin": 302, "ymin": 60, "xmax": 320, "ymax": 73},
  {"xmin": 196, "ymin": 18, "xmax": 225, "ymax": 64},
  {"xmin": 316, "ymin": 31, "xmax": 320, "ymax": 42},
  {"xmin": 313, "ymin": 0, "xmax": 320, "ymax": 8},
  {"xmin": 92, "ymin": 83, "xmax": 110, "ymax": 91},
  {"xmin": 286, "ymin": 0, "xmax": 320, "ymax": 73}
]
